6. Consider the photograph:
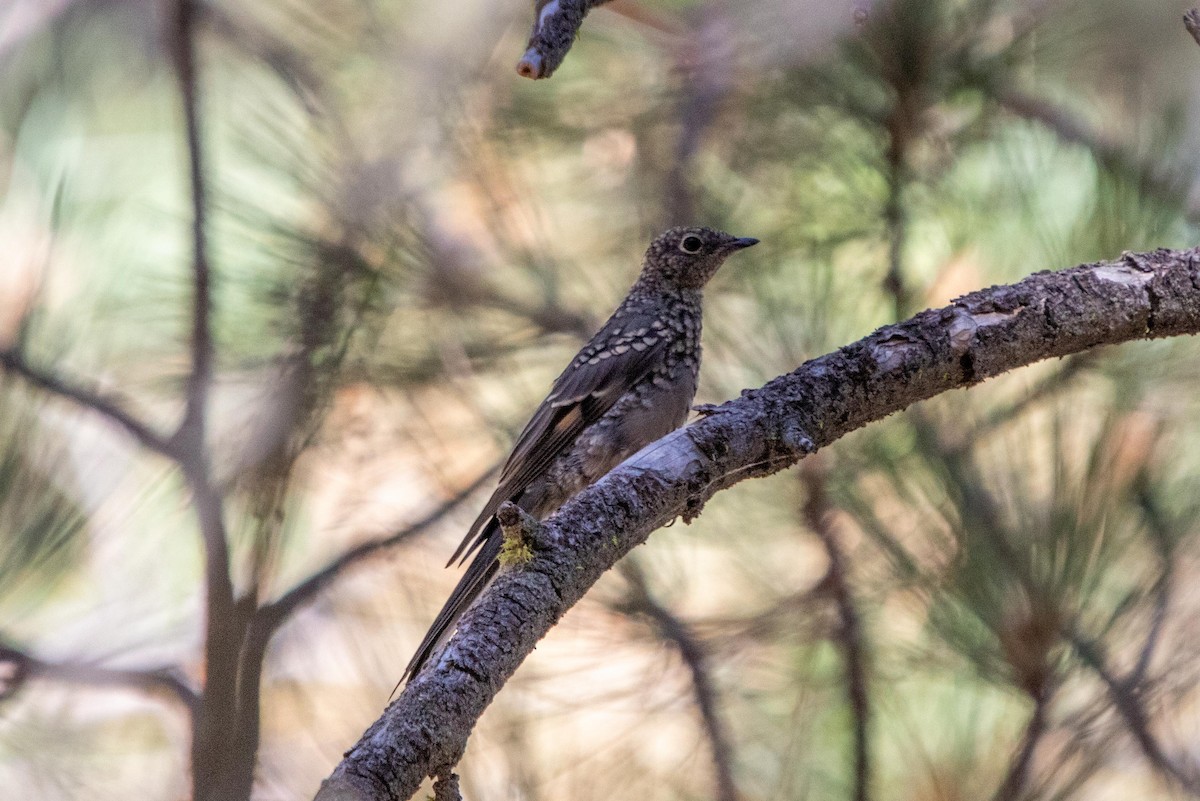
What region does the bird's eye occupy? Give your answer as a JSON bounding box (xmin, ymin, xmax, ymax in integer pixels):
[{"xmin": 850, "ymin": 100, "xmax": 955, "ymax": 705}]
[{"xmin": 679, "ymin": 235, "xmax": 703, "ymax": 254}]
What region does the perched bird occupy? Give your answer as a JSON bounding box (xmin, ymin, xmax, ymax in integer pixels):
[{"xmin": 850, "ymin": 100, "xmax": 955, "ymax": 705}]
[{"xmin": 403, "ymin": 226, "xmax": 758, "ymax": 681}]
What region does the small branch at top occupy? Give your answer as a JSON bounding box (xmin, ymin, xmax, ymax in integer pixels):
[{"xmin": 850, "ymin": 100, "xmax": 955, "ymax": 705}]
[
  {"xmin": 516, "ymin": 0, "xmax": 615, "ymax": 79},
  {"xmin": 1185, "ymin": 10, "xmax": 1200, "ymax": 48},
  {"xmin": 497, "ymin": 501, "xmax": 541, "ymax": 566}
]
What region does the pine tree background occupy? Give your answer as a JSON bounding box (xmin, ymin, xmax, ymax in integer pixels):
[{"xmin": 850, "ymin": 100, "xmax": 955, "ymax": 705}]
[{"xmin": 2, "ymin": 1, "xmax": 1200, "ymax": 799}]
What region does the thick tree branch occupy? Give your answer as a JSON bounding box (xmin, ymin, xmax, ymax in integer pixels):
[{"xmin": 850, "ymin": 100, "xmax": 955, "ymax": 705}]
[
  {"xmin": 316, "ymin": 246, "xmax": 1200, "ymax": 801},
  {"xmin": 515, "ymin": 0, "xmax": 614, "ymax": 79}
]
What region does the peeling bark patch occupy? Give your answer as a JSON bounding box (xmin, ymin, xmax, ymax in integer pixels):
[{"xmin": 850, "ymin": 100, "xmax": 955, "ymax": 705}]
[
  {"xmin": 972, "ymin": 309, "xmax": 1022, "ymax": 326},
  {"xmin": 871, "ymin": 332, "xmax": 923, "ymax": 372},
  {"xmin": 624, "ymin": 428, "xmax": 706, "ymax": 477},
  {"xmin": 1095, "ymin": 263, "xmax": 1154, "ymax": 286},
  {"xmin": 947, "ymin": 309, "xmax": 978, "ymax": 353}
]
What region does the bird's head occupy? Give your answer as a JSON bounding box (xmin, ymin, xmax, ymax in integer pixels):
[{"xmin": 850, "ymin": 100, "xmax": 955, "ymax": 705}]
[{"xmin": 640, "ymin": 227, "xmax": 758, "ymax": 291}]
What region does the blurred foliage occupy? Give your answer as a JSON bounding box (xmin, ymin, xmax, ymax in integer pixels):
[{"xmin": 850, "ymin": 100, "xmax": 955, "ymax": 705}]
[{"xmin": 1, "ymin": 0, "xmax": 1200, "ymax": 799}]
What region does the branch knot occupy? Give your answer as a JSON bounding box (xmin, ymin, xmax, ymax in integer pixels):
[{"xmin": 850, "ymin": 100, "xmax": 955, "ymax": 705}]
[{"xmin": 497, "ymin": 502, "xmax": 542, "ymax": 567}]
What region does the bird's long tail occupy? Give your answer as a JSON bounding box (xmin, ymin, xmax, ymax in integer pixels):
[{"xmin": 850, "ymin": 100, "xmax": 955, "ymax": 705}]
[{"xmin": 399, "ymin": 518, "xmax": 502, "ymax": 686}]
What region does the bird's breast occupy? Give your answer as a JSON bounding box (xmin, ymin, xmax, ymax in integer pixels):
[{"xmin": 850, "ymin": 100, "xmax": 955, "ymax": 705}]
[{"xmin": 531, "ymin": 310, "xmax": 702, "ymax": 515}]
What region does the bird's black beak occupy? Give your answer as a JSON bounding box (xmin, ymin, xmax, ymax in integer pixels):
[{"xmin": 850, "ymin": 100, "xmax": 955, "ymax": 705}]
[{"xmin": 730, "ymin": 237, "xmax": 759, "ymax": 250}]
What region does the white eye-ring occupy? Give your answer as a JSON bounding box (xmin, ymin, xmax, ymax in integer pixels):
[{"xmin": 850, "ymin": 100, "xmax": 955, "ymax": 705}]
[{"xmin": 679, "ymin": 235, "xmax": 703, "ymax": 254}]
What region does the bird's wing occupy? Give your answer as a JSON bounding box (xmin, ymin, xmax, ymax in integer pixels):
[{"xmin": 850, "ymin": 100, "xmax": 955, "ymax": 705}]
[
  {"xmin": 404, "ymin": 307, "xmax": 671, "ymax": 682},
  {"xmin": 447, "ymin": 308, "xmax": 669, "ymax": 565}
]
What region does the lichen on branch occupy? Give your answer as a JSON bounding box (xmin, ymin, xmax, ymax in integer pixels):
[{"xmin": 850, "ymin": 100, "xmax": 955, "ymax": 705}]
[{"xmin": 497, "ymin": 501, "xmax": 539, "ymax": 566}]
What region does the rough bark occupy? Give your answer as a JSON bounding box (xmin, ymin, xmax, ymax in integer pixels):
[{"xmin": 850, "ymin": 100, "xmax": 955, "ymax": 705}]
[{"xmin": 315, "ymin": 246, "xmax": 1200, "ymax": 801}]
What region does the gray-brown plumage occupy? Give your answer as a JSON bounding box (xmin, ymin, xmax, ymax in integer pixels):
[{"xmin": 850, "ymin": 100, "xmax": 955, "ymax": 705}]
[{"xmin": 402, "ymin": 226, "xmax": 758, "ymax": 681}]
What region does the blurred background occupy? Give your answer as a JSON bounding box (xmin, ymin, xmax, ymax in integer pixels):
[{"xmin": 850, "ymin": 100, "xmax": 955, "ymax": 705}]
[{"xmin": 2, "ymin": 0, "xmax": 1200, "ymax": 799}]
